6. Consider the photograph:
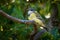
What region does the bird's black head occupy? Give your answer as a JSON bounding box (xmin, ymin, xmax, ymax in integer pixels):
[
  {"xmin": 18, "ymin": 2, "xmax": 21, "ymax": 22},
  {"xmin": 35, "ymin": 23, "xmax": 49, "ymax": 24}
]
[{"xmin": 28, "ymin": 8, "xmax": 35, "ymax": 11}]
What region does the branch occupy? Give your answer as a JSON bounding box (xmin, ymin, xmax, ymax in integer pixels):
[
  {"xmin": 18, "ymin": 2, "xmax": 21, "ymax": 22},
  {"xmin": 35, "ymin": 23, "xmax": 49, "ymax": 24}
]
[
  {"xmin": 0, "ymin": 10, "xmax": 47, "ymax": 40},
  {"xmin": 33, "ymin": 29, "xmax": 47, "ymax": 40},
  {"xmin": 0, "ymin": 10, "xmax": 34, "ymax": 24},
  {"xmin": 30, "ymin": 24, "xmax": 38, "ymax": 40}
]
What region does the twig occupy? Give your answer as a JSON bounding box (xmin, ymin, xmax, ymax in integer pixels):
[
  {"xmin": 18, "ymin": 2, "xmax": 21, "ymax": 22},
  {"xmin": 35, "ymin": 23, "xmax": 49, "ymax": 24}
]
[
  {"xmin": 0, "ymin": 10, "xmax": 34, "ymax": 24},
  {"xmin": 33, "ymin": 29, "xmax": 47, "ymax": 40}
]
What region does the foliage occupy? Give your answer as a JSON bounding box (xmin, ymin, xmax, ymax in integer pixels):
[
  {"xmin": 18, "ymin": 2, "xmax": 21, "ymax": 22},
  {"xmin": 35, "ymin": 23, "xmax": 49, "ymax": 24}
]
[{"xmin": 0, "ymin": 0, "xmax": 60, "ymax": 40}]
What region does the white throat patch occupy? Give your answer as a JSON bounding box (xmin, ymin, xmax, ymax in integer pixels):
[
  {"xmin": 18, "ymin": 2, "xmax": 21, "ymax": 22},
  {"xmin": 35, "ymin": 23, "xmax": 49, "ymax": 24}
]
[{"xmin": 28, "ymin": 11, "xmax": 34, "ymax": 15}]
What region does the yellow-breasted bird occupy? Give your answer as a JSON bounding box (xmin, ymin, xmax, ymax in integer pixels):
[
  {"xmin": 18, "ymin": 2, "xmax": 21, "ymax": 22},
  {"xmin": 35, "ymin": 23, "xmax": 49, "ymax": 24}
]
[{"xmin": 27, "ymin": 8, "xmax": 45, "ymax": 28}]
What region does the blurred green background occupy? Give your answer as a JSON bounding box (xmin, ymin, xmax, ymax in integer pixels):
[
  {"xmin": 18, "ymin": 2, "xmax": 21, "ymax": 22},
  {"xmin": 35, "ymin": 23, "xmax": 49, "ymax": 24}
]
[{"xmin": 0, "ymin": 0, "xmax": 60, "ymax": 40}]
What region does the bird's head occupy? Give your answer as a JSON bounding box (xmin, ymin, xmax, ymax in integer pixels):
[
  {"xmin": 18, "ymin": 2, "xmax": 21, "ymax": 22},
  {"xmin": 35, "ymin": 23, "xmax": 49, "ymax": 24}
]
[{"xmin": 27, "ymin": 8, "xmax": 35, "ymax": 15}]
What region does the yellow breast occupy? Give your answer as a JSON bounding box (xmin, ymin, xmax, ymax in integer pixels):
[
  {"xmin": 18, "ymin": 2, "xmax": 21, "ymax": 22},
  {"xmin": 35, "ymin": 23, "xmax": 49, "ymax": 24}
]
[{"xmin": 28, "ymin": 13, "xmax": 37, "ymax": 20}]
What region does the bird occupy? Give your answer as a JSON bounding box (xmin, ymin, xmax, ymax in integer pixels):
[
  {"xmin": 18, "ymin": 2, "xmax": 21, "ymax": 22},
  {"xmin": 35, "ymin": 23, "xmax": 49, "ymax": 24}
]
[{"xmin": 27, "ymin": 8, "xmax": 45, "ymax": 28}]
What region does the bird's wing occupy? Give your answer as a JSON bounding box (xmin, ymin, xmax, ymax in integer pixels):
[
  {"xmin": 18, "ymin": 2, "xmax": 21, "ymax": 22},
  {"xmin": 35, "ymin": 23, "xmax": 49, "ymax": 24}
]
[
  {"xmin": 33, "ymin": 18, "xmax": 45, "ymax": 27},
  {"xmin": 34, "ymin": 11, "xmax": 43, "ymax": 20},
  {"xmin": 35, "ymin": 11, "xmax": 45, "ymax": 22}
]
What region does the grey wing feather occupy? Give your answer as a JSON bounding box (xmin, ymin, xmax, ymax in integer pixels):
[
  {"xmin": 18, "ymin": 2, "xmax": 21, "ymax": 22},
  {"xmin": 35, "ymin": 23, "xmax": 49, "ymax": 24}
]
[
  {"xmin": 34, "ymin": 11, "xmax": 43, "ymax": 20},
  {"xmin": 34, "ymin": 11, "xmax": 45, "ymax": 23}
]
